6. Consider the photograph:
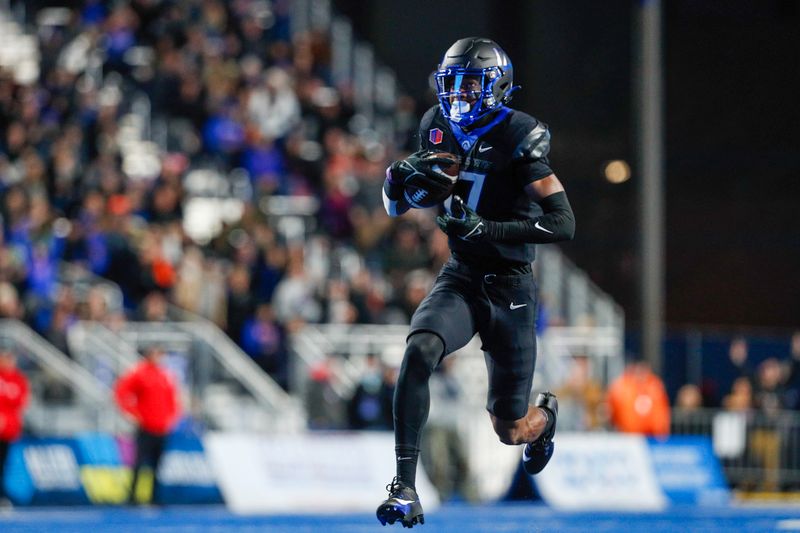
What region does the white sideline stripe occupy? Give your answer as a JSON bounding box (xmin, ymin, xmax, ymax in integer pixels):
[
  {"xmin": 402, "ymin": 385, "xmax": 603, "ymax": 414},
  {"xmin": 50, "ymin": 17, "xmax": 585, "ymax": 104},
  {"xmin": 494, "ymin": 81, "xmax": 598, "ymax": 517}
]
[{"xmin": 778, "ymin": 520, "xmax": 800, "ymax": 530}]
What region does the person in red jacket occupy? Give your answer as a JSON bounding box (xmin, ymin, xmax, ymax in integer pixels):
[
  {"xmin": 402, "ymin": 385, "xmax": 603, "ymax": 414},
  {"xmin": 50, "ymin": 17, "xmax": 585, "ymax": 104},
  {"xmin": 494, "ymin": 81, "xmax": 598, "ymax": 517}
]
[
  {"xmin": 607, "ymin": 360, "xmax": 671, "ymax": 437},
  {"xmin": 0, "ymin": 349, "xmax": 29, "ymax": 504},
  {"xmin": 114, "ymin": 345, "xmax": 181, "ymax": 504}
]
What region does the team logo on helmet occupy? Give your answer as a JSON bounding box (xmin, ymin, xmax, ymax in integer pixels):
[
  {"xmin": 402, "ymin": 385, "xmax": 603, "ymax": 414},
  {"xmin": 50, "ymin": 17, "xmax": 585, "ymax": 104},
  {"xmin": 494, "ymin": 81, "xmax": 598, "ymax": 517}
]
[{"xmin": 429, "ymin": 128, "xmax": 443, "ymax": 145}]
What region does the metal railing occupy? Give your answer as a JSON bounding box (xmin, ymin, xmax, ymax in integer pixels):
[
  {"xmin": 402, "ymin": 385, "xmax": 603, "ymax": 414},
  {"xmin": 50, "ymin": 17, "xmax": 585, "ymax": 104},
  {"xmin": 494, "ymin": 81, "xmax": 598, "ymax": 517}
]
[
  {"xmin": 68, "ymin": 318, "xmax": 306, "ymax": 434},
  {"xmin": 536, "ymin": 246, "xmax": 625, "ymax": 330},
  {"xmin": 672, "ymin": 407, "xmax": 800, "ymax": 490},
  {"xmin": 0, "ymin": 319, "xmax": 120, "ymax": 435}
]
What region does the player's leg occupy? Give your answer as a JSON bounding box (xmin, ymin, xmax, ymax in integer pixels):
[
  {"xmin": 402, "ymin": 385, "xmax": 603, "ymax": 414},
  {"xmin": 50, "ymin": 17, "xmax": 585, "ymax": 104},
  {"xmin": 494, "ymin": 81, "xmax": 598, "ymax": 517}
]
[
  {"xmin": 485, "ymin": 352, "xmax": 558, "ymax": 474},
  {"xmin": 485, "ymin": 349, "xmax": 549, "ymax": 445},
  {"xmin": 480, "ymin": 275, "xmax": 558, "ymax": 474},
  {"xmin": 392, "ymin": 332, "xmax": 445, "ymax": 489},
  {"xmin": 377, "ymin": 333, "xmax": 443, "ymax": 528},
  {"xmin": 378, "ymin": 272, "xmax": 475, "ymax": 527}
]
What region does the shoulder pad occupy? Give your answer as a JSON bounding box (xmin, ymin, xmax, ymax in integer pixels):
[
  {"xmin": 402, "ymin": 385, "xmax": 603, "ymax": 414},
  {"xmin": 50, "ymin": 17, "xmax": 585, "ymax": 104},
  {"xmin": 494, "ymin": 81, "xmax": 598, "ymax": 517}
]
[
  {"xmin": 420, "ymin": 105, "xmax": 439, "ymax": 129},
  {"xmin": 512, "ymin": 121, "xmax": 551, "ymax": 161}
]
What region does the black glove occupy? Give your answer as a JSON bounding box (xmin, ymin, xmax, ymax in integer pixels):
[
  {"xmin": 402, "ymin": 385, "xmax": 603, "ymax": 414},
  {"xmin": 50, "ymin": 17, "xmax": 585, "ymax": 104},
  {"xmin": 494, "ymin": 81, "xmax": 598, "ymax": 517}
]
[
  {"xmin": 436, "ymin": 195, "xmax": 491, "ymax": 242},
  {"xmin": 388, "ymin": 150, "xmax": 457, "ymax": 199}
]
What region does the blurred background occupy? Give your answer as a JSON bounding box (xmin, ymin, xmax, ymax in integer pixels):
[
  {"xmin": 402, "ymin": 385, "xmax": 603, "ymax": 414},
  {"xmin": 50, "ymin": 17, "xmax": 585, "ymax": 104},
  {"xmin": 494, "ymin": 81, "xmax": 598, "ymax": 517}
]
[{"xmin": 0, "ymin": 0, "xmax": 799, "ymax": 518}]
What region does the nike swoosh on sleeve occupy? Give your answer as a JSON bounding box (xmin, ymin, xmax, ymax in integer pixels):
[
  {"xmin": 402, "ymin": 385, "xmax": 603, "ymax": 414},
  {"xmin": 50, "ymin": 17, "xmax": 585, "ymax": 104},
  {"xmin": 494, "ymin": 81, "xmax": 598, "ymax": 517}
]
[{"xmin": 534, "ymin": 221, "xmax": 553, "ymax": 234}]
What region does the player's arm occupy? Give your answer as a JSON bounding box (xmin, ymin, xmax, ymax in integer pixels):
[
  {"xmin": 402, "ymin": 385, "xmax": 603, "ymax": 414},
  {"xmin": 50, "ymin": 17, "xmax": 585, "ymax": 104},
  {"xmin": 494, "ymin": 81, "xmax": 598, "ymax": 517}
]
[
  {"xmin": 383, "ymin": 112, "xmax": 432, "ymax": 218},
  {"xmin": 438, "ymin": 189, "xmax": 574, "ymax": 244},
  {"xmin": 382, "ymin": 165, "xmax": 412, "ymax": 217},
  {"xmin": 486, "ymin": 174, "xmax": 575, "ymax": 243}
]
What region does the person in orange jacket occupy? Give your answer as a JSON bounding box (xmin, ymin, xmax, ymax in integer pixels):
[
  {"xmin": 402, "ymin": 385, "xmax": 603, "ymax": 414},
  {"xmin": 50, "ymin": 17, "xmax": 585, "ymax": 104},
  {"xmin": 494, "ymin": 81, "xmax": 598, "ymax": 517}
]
[
  {"xmin": 0, "ymin": 349, "xmax": 29, "ymax": 504},
  {"xmin": 114, "ymin": 345, "xmax": 181, "ymax": 504},
  {"xmin": 607, "ymin": 359, "xmax": 671, "ymax": 437}
]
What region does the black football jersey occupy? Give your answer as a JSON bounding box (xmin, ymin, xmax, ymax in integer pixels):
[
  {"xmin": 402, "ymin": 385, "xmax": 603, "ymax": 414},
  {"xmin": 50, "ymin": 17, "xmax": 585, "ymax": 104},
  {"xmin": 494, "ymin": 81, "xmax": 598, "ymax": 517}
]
[{"xmin": 418, "ymin": 105, "xmax": 554, "ymax": 265}]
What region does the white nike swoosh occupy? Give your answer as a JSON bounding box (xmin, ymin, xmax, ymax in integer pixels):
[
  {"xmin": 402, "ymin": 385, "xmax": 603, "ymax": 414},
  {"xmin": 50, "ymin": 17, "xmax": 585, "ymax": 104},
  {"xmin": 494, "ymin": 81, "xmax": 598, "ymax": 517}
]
[
  {"xmin": 393, "ymin": 498, "xmax": 416, "ymax": 505},
  {"xmin": 534, "ymin": 221, "xmax": 553, "ymax": 234},
  {"xmin": 522, "ymin": 445, "xmax": 532, "ymax": 462},
  {"xmin": 510, "ymin": 303, "xmax": 527, "ymax": 310},
  {"xmin": 460, "ymin": 221, "xmax": 484, "ymax": 240},
  {"xmin": 478, "ymin": 144, "xmax": 491, "ymax": 153}
]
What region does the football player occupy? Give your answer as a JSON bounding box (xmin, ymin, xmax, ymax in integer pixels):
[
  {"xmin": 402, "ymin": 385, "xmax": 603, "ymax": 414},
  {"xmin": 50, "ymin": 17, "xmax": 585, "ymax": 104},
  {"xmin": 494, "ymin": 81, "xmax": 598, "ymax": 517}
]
[{"xmin": 378, "ymin": 37, "xmax": 575, "ymax": 527}]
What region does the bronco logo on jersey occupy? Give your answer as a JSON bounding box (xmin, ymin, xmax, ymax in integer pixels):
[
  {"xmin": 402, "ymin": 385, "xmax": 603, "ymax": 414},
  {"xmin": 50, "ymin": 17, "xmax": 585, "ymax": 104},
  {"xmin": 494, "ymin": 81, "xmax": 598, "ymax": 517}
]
[{"xmin": 429, "ymin": 128, "xmax": 443, "ymax": 145}]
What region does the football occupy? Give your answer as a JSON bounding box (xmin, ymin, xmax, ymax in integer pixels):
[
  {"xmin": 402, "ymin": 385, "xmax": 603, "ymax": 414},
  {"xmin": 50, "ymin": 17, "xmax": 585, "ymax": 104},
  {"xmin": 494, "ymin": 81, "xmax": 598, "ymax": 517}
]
[
  {"xmin": 428, "ymin": 152, "xmax": 460, "ymax": 179},
  {"xmin": 402, "ymin": 152, "xmax": 460, "ymax": 209}
]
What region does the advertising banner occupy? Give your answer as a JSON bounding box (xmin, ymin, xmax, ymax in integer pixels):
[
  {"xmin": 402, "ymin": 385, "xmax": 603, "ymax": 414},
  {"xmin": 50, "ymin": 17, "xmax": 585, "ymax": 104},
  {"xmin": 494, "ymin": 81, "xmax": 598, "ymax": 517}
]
[
  {"xmin": 648, "ymin": 436, "xmax": 730, "ymax": 505},
  {"xmin": 4, "ymin": 438, "xmax": 89, "ymax": 505},
  {"xmin": 204, "ymin": 431, "xmax": 440, "ymax": 514},
  {"xmin": 2, "ymin": 432, "xmax": 222, "ymax": 506},
  {"xmin": 533, "ymin": 432, "xmax": 667, "ymax": 510}
]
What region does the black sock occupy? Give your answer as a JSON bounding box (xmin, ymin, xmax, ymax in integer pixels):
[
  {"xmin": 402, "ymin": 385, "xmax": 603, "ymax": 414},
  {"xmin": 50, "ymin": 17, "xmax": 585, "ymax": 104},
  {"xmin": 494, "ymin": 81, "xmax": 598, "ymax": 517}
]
[{"xmin": 395, "ymin": 445, "xmax": 419, "ymax": 488}]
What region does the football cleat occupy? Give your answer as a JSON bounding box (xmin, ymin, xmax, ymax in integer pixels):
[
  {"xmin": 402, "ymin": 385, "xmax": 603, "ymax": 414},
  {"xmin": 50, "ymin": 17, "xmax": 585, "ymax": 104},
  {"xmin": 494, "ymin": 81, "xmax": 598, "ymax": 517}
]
[
  {"xmin": 376, "ymin": 476, "xmax": 425, "ymax": 528},
  {"xmin": 522, "ymin": 391, "xmax": 558, "ymax": 475}
]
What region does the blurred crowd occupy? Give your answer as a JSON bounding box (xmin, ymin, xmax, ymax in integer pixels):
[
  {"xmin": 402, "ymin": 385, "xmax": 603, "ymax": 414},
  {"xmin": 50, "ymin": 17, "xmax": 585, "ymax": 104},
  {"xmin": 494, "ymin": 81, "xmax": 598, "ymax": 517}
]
[
  {"xmin": 0, "ymin": 0, "xmax": 438, "ymax": 392},
  {"xmin": 670, "ymin": 333, "xmax": 800, "ymax": 491}
]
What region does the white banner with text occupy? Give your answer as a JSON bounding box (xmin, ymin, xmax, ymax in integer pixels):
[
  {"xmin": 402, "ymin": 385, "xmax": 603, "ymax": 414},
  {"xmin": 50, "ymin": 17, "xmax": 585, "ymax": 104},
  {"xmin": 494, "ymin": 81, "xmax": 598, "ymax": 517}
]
[{"xmin": 204, "ymin": 431, "xmax": 440, "ymax": 514}]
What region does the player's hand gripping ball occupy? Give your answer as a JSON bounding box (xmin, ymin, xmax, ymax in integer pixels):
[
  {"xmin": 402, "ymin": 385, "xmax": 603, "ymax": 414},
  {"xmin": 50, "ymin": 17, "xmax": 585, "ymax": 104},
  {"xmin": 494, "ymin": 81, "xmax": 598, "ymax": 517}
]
[{"xmin": 390, "ymin": 150, "xmax": 460, "ymax": 208}]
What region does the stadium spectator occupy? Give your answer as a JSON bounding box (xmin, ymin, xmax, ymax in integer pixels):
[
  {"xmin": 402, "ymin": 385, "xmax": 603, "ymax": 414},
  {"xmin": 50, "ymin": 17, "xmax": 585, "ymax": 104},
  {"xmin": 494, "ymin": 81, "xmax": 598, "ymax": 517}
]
[
  {"xmin": 674, "ymin": 383, "xmax": 703, "ymax": 411},
  {"xmin": 606, "ymin": 359, "xmax": 670, "ymax": 437},
  {"xmin": 555, "ymin": 355, "xmax": 605, "ymax": 431},
  {"xmin": 0, "ymin": 282, "xmax": 24, "ymax": 321},
  {"xmin": 347, "ymin": 354, "xmax": 394, "ymax": 430},
  {"xmin": 722, "ymin": 377, "xmax": 753, "ymax": 411},
  {"xmin": 305, "ymin": 355, "xmax": 345, "ymax": 430},
  {"xmin": 271, "ymin": 253, "xmax": 322, "ymax": 330},
  {"xmin": 0, "ymin": 348, "xmax": 29, "ymax": 506},
  {"xmin": 787, "ymin": 331, "xmax": 800, "ymax": 409},
  {"xmin": 729, "ymin": 338, "xmax": 800, "ymax": 491},
  {"xmin": 114, "ymin": 345, "xmax": 181, "ymax": 505},
  {"xmin": 246, "ymin": 66, "xmax": 300, "ymax": 143},
  {"xmin": 729, "ymin": 336, "xmax": 800, "ymax": 412},
  {"xmin": 671, "ymin": 383, "xmax": 709, "ymax": 436},
  {"xmin": 224, "ymin": 262, "xmax": 256, "ymax": 346},
  {"xmin": 240, "ymin": 303, "xmax": 289, "ymax": 390}
]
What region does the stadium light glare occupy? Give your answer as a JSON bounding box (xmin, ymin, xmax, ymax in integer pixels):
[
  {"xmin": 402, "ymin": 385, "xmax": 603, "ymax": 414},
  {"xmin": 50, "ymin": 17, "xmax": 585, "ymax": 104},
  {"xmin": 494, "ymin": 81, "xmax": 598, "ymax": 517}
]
[{"xmin": 604, "ymin": 160, "xmax": 631, "ymax": 184}]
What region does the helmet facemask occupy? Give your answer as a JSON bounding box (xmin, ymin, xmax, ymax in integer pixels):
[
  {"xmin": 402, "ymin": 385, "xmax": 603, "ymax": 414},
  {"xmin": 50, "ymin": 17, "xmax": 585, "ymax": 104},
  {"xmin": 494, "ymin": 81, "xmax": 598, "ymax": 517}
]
[{"xmin": 435, "ymin": 66, "xmax": 503, "ymax": 127}]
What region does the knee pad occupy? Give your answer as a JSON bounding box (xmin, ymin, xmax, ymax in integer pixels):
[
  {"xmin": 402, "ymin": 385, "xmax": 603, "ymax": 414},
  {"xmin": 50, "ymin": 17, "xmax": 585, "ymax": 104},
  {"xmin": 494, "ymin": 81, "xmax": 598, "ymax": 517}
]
[{"xmin": 401, "ymin": 332, "xmax": 444, "ymax": 379}]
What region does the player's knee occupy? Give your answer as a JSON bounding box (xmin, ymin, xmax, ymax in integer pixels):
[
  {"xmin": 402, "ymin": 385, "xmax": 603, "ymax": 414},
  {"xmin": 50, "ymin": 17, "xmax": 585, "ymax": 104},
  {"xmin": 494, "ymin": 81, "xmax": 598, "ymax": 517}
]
[{"xmin": 401, "ymin": 332, "xmax": 444, "ymax": 380}]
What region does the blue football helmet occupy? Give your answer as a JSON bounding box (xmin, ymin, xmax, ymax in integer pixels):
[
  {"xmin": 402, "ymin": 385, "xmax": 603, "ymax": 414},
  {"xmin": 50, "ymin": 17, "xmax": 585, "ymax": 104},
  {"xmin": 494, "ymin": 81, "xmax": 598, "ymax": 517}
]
[{"xmin": 434, "ymin": 37, "xmax": 518, "ymax": 127}]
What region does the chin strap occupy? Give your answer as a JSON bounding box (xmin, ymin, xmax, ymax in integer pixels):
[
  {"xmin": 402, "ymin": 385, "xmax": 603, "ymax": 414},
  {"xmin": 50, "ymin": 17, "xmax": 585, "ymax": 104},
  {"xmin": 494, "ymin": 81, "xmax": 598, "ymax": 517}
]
[{"xmin": 501, "ymin": 85, "xmax": 521, "ymax": 105}]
